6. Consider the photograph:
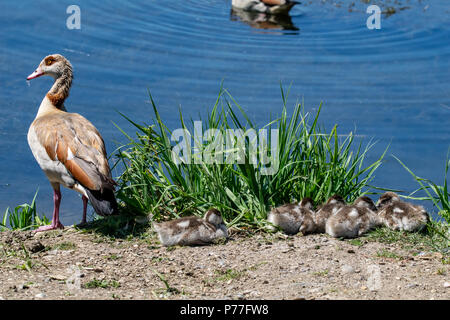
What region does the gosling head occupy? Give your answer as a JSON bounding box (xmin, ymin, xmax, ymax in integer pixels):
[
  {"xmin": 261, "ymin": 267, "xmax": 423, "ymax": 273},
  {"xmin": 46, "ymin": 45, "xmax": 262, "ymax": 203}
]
[
  {"xmin": 354, "ymin": 196, "xmax": 377, "ymax": 211},
  {"xmin": 326, "ymin": 194, "xmax": 345, "ymax": 205},
  {"xmin": 27, "ymin": 54, "xmax": 72, "ymax": 80},
  {"xmin": 376, "ymin": 192, "xmax": 401, "ymax": 209},
  {"xmin": 204, "ymin": 208, "xmax": 224, "ymax": 227},
  {"xmin": 299, "ymin": 197, "xmax": 314, "ymax": 210}
]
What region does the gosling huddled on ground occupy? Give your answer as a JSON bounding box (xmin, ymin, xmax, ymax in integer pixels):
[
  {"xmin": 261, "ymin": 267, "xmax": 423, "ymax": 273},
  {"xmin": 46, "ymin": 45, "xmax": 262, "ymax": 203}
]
[
  {"xmin": 376, "ymin": 192, "xmax": 429, "ymax": 232},
  {"xmin": 325, "ymin": 196, "xmax": 382, "ymax": 239},
  {"xmin": 153, "ymin": 209, "xmax": 228, "ymax": 246},
  {"xmin": 313, "ymin": 195, "xmax": 346, "ymax": 233},
  {"xmin": 267, "ymin": 198, "xmax": 316, "ymax": 235}
]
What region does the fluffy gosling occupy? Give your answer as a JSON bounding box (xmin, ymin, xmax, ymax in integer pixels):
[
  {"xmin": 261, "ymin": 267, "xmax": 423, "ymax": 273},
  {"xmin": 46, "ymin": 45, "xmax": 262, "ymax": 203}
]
[
  {"xmin": 313, "ymin": 195, "xmax": 346, "ymax": 233},
  {"xmin": 325, "ymin": 196, "xmax": 382, "ymax": 238},
  {"xmin": 153, "ymin": 209, "xmax": 228, "ymax": 246},
  {"xmin": 267, "ymin": 198, "xmax": 316, "ymax": 235},
  {"xmin": 376, "ymin": 192, "xmax": 429, "ymax": 232}
]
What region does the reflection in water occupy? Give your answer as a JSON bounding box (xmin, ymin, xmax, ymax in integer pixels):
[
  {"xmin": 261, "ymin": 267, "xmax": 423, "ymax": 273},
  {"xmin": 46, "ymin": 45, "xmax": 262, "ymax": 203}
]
[
  {"xmin": 230, "ymin": 8, "xmax": 299, "ymax": 31},
  {"xmin": 231, "ymin": 0, "xmax": 298, "ymax": 15}
]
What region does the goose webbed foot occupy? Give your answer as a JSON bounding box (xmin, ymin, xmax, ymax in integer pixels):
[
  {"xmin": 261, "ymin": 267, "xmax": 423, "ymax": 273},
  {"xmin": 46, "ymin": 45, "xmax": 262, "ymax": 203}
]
[{"xmin": 34, "ymin": 221, "xmax": 64, "ymax": 232}]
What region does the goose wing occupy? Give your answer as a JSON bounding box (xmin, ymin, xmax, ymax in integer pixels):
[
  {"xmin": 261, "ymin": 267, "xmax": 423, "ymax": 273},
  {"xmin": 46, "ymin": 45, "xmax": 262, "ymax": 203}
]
[{"xmin": 32, "ymin": 112, "xmax": 115, "ymax": 191}]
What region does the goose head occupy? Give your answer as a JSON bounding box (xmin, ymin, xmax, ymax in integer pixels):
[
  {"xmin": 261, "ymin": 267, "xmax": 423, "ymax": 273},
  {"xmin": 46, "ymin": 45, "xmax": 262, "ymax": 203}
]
[
  {"xmin": 354, "ymin": 196, "xmax": 377, "ymax": 211},
  {"xmin": 27, "ymin": 54, "xmax": 72, "ymax": 80},
  {"xmin": 204, "ymin": 208, "xmax": 224, "ymax": 227},
  {"xmin": 376, "ymin": 192, "xmax": 400, "ymax": 209},
  {"xmin": 299, "ymin": 197, "xmax": 314, "ymax": 210},
  {"xmin": 326, "ymin": 194, "xmax": 345, "ymax": 205}
]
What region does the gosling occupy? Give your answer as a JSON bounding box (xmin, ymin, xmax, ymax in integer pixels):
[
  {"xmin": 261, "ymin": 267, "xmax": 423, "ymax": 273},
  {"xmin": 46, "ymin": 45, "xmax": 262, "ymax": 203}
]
[
  {"xmin": 325, "ymin": 196, "xmax": 382, "ymax": 238},
  {"xmin": 314, "ymin": 195, "xmax": 346, "ymax": 233},
  {"xmin": 376, "ymin": 192, "xmax": 429, "ymax": 232},
  {"xmin": 153, "ymin": 209, "xmax": 228, "ymax": 246},
  {"xmin": 267, "ymin": 197, "xmax": 316, "ymax": 235}
]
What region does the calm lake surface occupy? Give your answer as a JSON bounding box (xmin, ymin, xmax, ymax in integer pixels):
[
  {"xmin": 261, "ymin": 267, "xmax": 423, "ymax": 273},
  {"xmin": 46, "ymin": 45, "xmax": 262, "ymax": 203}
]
[{"xmin": 0, "ymin": 0, "xmax": 449, "ymax": 225}]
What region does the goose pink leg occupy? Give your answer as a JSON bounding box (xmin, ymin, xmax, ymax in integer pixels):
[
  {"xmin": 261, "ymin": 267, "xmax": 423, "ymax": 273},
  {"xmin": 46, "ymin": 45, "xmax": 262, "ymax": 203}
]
[
  {"xmin": 81, "ymin": 195, "xmax": 88, "ymax": 225},
  {"xmin": 34, "ymin": 187, "xmax": 64, "ymax": 232}
]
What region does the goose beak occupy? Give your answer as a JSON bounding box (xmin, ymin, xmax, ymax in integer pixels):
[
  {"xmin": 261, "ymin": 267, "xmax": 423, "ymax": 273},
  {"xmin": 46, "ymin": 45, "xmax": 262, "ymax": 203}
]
[{"xmin": 27, "ymin": 67, "xmax": 44, "ymax": 80}]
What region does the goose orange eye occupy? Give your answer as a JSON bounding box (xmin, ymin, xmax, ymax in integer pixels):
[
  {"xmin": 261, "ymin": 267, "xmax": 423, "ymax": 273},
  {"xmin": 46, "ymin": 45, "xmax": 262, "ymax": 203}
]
[{"xmin": 46, "ymin": 58, "xmax": 54, "ymax": 66}]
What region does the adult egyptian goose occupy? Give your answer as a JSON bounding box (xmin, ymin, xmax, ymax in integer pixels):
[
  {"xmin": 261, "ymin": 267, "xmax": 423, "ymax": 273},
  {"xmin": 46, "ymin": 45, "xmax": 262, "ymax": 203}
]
[
  {"xmin": 267, "ymin": 197, "xmax": 316, "ymax": 235},
  {"xmin": 325, "ymin": 196, "xmax": 382, "ymax": 238},
  {"xmin": 27, "ymin": 54, "xmax": 118, "ymax": 232},
  {"xmin": 376, "ymin": 192, "xmax": 429, "ymax": 232},
  {"xmin": 153, "ymin": 209, "xmax": 228, "ymax": 246},
  {"xmin": 231, "ymin": 0, "xmax": 299, "ymax": 15}
]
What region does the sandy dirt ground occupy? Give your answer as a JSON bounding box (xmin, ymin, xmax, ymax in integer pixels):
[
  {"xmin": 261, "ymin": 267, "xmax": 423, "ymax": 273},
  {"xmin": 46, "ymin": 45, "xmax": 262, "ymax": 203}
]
[{"xmin": 0, "ymin": 228, "xmax": 448, "ymax": 300}]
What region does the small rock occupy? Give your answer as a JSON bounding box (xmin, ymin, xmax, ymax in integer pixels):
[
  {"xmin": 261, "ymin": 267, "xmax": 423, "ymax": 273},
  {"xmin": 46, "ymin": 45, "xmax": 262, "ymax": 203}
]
[
  {"xmin": 444, "ymin": 282, "xmax": 450, "ymax": 288},
  {"xmin": 293, "ymin": 296, "xmax": 306, "ymax": 300},
  {"xmin": 347, "ymin": 249, "xmax": 355, "ymax": 254},
  {"xmin": 18, "ymin": 284, "xmax": 29, "ymax": 290},
  {"xmin": 27, "ymin": 241, "xmax": 45, "ymax": 253},
  {"xmin": 309, "ymin": 288, "xmax": 321, "ymax": 294},
  {"xmin": 33, "ymin": 232, "xmax": 47, "ymax": 239},
  {"xmin": 218, "ymin": 260, "xmax": 227, "ymax": 268},
  {"xmin": 35, "ymin": 293, "xmax": 46, "ymax": 299},
  {"xmin": 341, "ymin": 265, "xmax": 354, "ymax": 274},
  {"xmin": 84, "ymin": 267, "xmax": 103, "ymax": 273},
  {"xmin": 0, "ymin": 296, "xmax": 4, "ymax": 300},
  {"xmin": 262, "ymin": 280, "xmax": 269, "ymax": 284},
  {"xmin": 406, "ymin": 283, "xmax": 418, "ymax": 289}
]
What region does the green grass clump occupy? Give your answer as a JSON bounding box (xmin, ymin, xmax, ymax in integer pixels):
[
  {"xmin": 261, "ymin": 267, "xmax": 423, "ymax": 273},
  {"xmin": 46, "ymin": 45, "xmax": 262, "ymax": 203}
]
[
  {"xmin": 348, "ymin": 239, "xmax": 364, "ymax": 246},
  {"xmin": 376, "ymin": 248, "xmax": 403, "ymax": 260},
  {"xmin": 114, "ymin": 87, "xmax": 386, "ymax": 228},
  {"xmin": 83, "ymin": 279, "xmax": 120, "ymax": 289},
  {"xmin": 0, "ymin": 190, "xmax": 49, "ymax": 231},
  {"xmin": 152, "ymin": 269, "xmax": 180, "ymax": 294},
  {"xmin": 312, "ymin": 269, "xmax": 329, "ymax": 277},
  {"xmin": 215, "ymin": 268, "xmax": 246, "ymax": 281}
]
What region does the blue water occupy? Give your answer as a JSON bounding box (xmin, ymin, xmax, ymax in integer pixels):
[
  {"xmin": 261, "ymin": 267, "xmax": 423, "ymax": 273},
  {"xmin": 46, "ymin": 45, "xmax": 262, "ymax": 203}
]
[{"xmin": 0, "ymin": 0, "xmax": 449, "ymax": 225}]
